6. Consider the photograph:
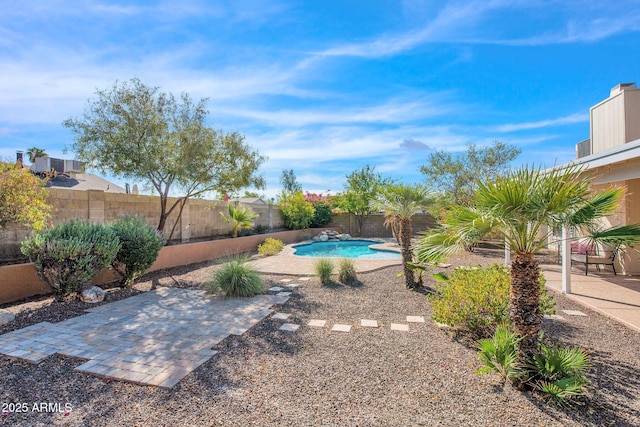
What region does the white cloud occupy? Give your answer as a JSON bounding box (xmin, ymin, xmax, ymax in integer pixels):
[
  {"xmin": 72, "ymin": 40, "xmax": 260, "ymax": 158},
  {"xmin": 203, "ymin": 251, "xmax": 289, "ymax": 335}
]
[{"xmin": 494, "ymin": 113, "xmax": 589, "ymax": 132}]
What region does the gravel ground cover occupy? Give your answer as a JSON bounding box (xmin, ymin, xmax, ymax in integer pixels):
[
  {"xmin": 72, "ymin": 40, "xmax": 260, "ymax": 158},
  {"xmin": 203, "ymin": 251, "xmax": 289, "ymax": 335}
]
[{"xmin": 1, "ymin": 249, "xmax": 639, "ymax": 426}]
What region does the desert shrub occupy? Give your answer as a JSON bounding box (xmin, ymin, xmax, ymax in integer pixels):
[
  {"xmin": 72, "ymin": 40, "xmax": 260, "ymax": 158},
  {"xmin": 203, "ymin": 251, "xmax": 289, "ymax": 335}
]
[
  {"xmin": 278, "ymin": 190, "xmax": 314, "ymax": 230},
  {"xmin": 206, "ymin": 256, "xmax": 264, "ymax": 297},
  {"xmin": 430, "ymin": 264, "xmax": 555, "ymax": 337},
  {"xmin": 21, "ymin": 219, "xmax": 120, "ymax": 300},
  {"xmin": 338, "ymin": 258, "xmax": 357, "ymax": 284},
  {"xmin": 253, "ymin": 224, "xmax": 270, "ymax": 234},
  {"xmin": 526, "ymin": 343, "xmax": 590, "ymax": 406},
  {"xmin": 477, "ymin": 324, "xmax": 523, "ymax": 382},
  {"xmin": 258, "ymin": 237, "xmax": 285, "ymax": 256},
  {"xmin": 109, "ymin": 216, "xmax": 163, "ymax": 287},
  {"xmin": 310, "ymin": 202, "xmax": 333, "ymax": 228},
  {"xmin": 315, "ymin": 258, "xmax": 334, "ymax": 284}
]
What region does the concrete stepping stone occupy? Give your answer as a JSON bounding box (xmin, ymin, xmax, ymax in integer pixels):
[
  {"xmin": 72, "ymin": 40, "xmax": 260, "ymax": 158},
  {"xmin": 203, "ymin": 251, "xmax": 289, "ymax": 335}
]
[
  {"xmin": 437, "ymin": 263, "xmax": 452, "ymax": 268},
  {"xmin": 308, "ymin": 319, "xmax": 326, "ymax": 327},
  {"xmin": 272, "ymin": 312, "xmax": 291, "ymax": 320},
  {"xmin": 406, "ymin": 316, "xmax": 425, "ymax": 323},
  {"xmin": 280, "ymin": 279, "xmax": 292, "ymax": 282},
  {"xmin": 299, "ymin": 277, "xmax": 311, "ymax": 281},
  {"xmin": 279, "ymin": 323, "xmax": 299, "ymax": 332},
  {"xmin": 360, "ymin": 319, "xmax": 378, "ymax": 328},
  {"xmin": 561, "ymin": 310, "xmax": 587, "ymax": 316},
  {"xmin": 268, "ymin": 286, "xmax": 284, "ymax": 292},
  {"xmin": 286, "ymin": 284, "xmax": 300, "ymax": 288},
  {"xmin": 331, "ymin": 324, "xmax": 351, "ymax": 332},
  {"xmin": 277, "ymin": 292, "xmax": 292, "ymax": 297},
  {"xmin": 544, "ymin": 314, "xmax": 566, "ymax": 320},
  {"xmin": 390, "ymin": 323, "xmax": 409, "ymax": 331}
]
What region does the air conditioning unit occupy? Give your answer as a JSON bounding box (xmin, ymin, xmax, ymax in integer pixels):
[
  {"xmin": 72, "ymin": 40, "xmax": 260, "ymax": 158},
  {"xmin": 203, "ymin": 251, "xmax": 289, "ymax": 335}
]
[{"xmin": 30, "ymin": 157, "xmax": 85, "ymax": 174}]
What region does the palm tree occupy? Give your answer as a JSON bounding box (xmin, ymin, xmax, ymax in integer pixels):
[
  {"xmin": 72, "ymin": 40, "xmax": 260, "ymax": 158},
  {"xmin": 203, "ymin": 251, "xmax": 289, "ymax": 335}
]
[
  {"xmin": 371, "ymin": 183, "xmax": 432, "ymax": 289},
  {"xmin": 26, "ymin": 147, "xmax": 47, "ymax": 163},
  {"xmin": 415, "ymin": 165, "xmax": 640, "ymax": 360},
  {"xmin": 220, "ymin": 203, "xmax": 258, "ymax": 238}
]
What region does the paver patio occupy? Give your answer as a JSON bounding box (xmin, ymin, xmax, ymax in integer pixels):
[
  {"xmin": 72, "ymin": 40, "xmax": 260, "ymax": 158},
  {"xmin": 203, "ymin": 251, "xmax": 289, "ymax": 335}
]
[{"xmin": 0, "ymin": 287, "xmax": 288, "ymax": 388}]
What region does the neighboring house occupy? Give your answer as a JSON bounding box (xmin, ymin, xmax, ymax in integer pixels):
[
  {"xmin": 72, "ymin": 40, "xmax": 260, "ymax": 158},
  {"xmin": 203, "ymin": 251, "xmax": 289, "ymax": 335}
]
[
  {"xmin": 563, "ymin": 83, "xmax": 640, "ymax": 274},
  {"xmin": 228, "ymin": 197, "xmax": 267, "ymax": 205},
  {"xmin": 45, "ymin": 172, "xmax": 127, "ymax": 193}
]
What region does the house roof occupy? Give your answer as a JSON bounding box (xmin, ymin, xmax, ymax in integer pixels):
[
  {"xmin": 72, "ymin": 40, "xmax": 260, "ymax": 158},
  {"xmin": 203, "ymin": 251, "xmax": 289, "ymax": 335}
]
[
  {"xmin": 559, "ymin": 138, "xmax": 640, "ymax": 184},
  {"xmin": 45, "ymin": 173, "xmax": 127, "ymax": 193},
  {"xmin": 229, "ymin": 197, "xmax": 266, "ymax": 205}
]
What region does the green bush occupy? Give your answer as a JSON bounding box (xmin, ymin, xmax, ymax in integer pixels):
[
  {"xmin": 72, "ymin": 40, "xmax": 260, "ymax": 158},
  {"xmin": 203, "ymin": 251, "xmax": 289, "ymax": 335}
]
[
  {"xmin": 278, "ymin": 190, "xmax": 314, "ymax": 230},
  {"xmin": 526, "ymin": 343, "xmax": 590, "ymax": 406},
  {"xmin": 310, "ymin": 202, "xmax": 333, "ymax": 228},
  {"xmin": 109, "ymin": 216, "xmax": 163, "ymax": 287},
  {"xmin": 21, "ymin": 219, "xmax": 120, "ymax": 300},
  {"xmin": 338, "ymin": 258, "xmax": 357, "ymax": 284},
  {"xmin": 258, "ymin": 237, "xmax": 285, "ymax": 256},
  {"xmin": 315, "ymin": 258, "xmax": 334, "ymax": 284},
  {"xmin": 206, "ymin": 256, "xmax": 264, "ymax": 297},
  {"xmin": 430, "ymin": 264, "xmax": 554, "ymax": 337},
  {"xmin": 477, "ymin": 324, "xmax": 522, "ymax": 382}
]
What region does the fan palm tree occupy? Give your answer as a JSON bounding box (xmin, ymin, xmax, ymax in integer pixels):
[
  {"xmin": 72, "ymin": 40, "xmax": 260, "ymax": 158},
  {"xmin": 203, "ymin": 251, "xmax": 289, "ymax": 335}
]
[
  {"xmin": 220, "ymin": 202, "xmax": 258, "ymax": 238},
  {"xmin": 416, "ymin": 165, "xmax": 640, "ymax": 360},
  {"xmin": 26, "ymin": 147, "xmax": 47, "ymax": 163},
  {"xmin": 371, "ymin": 183, "xmax": 432, "ymax": 289}
]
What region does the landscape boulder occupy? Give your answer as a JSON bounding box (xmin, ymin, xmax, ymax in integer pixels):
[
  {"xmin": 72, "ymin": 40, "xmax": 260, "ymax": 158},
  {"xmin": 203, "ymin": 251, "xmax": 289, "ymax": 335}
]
[{"xmin": 80, "ymin": 286, "xmax": 106, "ymax": 304}]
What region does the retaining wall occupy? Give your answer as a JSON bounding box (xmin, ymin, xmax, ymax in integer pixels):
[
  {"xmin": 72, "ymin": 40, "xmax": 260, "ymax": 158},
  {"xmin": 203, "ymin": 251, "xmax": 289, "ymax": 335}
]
[{"xmin": 0, "ymin": 228, "xmax": 340, "ymax": 305}]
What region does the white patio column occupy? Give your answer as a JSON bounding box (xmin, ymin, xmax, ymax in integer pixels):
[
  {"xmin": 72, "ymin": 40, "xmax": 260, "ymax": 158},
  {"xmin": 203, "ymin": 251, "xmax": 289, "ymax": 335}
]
[
  {"xmin": 561, "ymin": 226, "xmax": 571, "ymax": 294},
  {"xmin": 504, "ymin": 238, "xmax": 511, "ymax": 267}
]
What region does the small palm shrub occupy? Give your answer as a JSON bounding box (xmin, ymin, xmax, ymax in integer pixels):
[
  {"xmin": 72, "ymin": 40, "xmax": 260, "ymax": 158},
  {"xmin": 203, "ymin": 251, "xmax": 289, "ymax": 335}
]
[
  {"xmin": 206, "ymin": 256, "xmax": 264, "ymax": 297},
  {"xmin": 338, "ymin": 258, "xmax": 357, "ymax": 284},
  {"xmin": 526, "ymin": 343, "xmax": 590, "ymax": 406},
  {"xmin": 315, "ymin": 258, "xmax": 334, "ymax": 284},
  {"xmin": 477, "ymin": 324, "xmax": 523, "ymax": 382},
  {"xmin": 258, "ymin": 238, "xmax": 285, "ymax": 256},
  {"xmin": 109, "ymin": 216, "xmax": 163, "ymax": 287},
  {"xmin": 430, "ymin": 264, "xmax": 554, "ymax": 338},
  {"xmin": 220, "ymin": 203, "xmax": 258, "ymax": 238},
  {"xmin": 21, "ymin": 219, "xmax": 120, "ymax": 300}
]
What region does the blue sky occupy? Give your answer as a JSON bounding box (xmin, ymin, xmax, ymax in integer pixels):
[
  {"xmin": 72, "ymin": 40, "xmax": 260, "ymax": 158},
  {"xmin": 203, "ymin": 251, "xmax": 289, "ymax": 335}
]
[{"xmin": 1, "ymin": 0, "xmax": 640, "ymax": 198}]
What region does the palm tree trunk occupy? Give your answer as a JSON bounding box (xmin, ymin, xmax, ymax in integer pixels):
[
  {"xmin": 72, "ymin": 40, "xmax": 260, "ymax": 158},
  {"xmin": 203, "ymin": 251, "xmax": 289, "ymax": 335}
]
[
  {"xmin": 400, "ymin": 217, "xmax": 414, "ymax": 288},
  {"xmin": 510, "ymin": 251, "xmax": 542, "ymax": 360}
]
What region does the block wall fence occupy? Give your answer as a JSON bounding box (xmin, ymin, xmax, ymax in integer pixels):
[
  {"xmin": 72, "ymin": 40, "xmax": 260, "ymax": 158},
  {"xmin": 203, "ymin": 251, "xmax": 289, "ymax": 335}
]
[{"xmin": 0, "ymin": 187, "xmax": 436, "ymax": 262}]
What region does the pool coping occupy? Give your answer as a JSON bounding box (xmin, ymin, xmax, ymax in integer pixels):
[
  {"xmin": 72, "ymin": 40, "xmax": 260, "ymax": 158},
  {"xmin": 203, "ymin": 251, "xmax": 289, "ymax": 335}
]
[{"xmin": 248, "ymin": 238, "xmax": 403, "ymax": 276}]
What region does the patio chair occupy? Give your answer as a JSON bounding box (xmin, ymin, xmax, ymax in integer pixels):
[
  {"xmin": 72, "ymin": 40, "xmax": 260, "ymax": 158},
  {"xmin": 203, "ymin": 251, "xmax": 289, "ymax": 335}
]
[{"xmin": 570, "ymin": 243, "xmax": 620, "ymax": 275}]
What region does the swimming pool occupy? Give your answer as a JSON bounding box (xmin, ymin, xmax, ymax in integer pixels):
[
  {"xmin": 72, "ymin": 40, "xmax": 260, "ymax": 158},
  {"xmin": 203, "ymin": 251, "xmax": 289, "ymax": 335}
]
[{"xmin": 293, "ymin": 240, "xmax": 401, "ymax": 260}]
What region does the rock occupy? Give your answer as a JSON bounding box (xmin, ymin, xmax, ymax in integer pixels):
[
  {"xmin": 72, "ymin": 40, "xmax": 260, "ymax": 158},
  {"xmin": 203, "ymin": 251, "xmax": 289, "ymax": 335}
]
[
  {"xmin": 338, "ymin": 234, "xmax": 352, "ymax": 241},
  {"xmin": 312, "ymin": 236, "xmax": 320, "ymax": 242},
  {"xmin": 80, "ymin": 286, "xmax": 106, "ymax": 304},
  {"xmin": 0, "ymin": 309, "xmax": 15, "ymax": 326},
  {"xmin": 318, "ymin": 233, "xmax": 329, "ymax": 242}
]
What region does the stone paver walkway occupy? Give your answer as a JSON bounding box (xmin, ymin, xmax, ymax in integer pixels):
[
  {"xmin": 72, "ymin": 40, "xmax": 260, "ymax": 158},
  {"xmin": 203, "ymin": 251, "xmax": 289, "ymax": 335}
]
[{"xmin": 0, "ymin": 287, "xmax": 288, "ymax": 388}]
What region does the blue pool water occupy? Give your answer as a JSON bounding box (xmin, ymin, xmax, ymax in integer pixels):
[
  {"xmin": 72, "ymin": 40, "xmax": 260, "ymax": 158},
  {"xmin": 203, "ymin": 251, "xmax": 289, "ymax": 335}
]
[{"xmin": 293, "ymin": 240, "xmax": 401, "ymax": 260}]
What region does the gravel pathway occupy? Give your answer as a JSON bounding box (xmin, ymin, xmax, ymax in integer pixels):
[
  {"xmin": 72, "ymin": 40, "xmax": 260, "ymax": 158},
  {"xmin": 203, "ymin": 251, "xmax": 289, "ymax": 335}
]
[{"xmin": 1, "ymin": 249, "xmax": 639, "ymax": 426}]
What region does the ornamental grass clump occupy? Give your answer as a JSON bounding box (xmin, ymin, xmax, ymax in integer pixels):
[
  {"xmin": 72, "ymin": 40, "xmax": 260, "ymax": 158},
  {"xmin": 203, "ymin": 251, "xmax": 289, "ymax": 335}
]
[
  {"xmin": 109, "ymin": 216, "xmax": 163, "ymax": 287},
  {"xmin": 315, "ymin": 258, "xmax": 334, "ymax": 284},
  {"xmin": 206, "ymin": 256, "xmax": 264, "ymax": 297},
  {"xmin": 21, "ymin": 219, "xmax": 120, "ymax": 300},
  {"xmin": 257, "ymin": 238, "xmax": 285, "ymax": 256},
  {"xmin": 338, "ymin": 258, "xmax": 357, "ymax": 284}
]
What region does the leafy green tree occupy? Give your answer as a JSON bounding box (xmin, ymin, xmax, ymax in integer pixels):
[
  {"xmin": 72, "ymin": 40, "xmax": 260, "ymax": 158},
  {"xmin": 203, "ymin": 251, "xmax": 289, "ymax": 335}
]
[
  {"xmin": 26, "ymin": 147, "xmax": 47, "ymax": 163},
  {"xmin": 371, "ymin": 183, "xmax": 432, "ymax": 288},
  {"xmin": 416, "ymin": 165, "xmax": 640, "ymax": 363},
  {"xmin": 280, "ymin": 169, "xmax": 301, "ymax": 193},
  {"xmin": 278, "ymin": 190, "xmax": 314, "ymax": 229},
  {"xmin": 341, "ymin": 165, "xmax": 390, "ymax": 237},
  {"xmin": 420, "ymin": 141, "xmax": 521, "ymax": 207},
  {"xmin": 0, "ymin": 162, "xmax": 50, "ymax": 231},
  {"xmin": 220, "ymin": 203, "xmax": 258, "ymax": 237},
  {"xmin": 63, "ymin": 78, "xmax": 265, "ymax": 239}
]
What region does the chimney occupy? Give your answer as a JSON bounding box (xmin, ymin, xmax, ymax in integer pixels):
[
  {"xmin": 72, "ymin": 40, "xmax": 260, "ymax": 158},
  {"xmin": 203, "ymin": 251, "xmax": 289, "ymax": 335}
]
[
  {"xmin": 610, "ymin": 82, "xmax": 637, "ymax": 96},
  {"xmin": 16, "ymin": 151, "xmax": 24, "ymax": 167}
]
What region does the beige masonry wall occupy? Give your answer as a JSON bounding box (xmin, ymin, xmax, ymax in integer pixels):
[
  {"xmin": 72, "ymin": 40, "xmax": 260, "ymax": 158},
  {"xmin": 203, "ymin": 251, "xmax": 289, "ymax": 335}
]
[
  {"xmin": 0, "ymin": 188, "xmax": 284, "ymax": 262},
  {"xmin": 328, "ymin": 212, "xmax": 435, "ymax": 238},
  {"xmin": 0, "ymin": 227, "xmax": 340, "ymax": 304}
]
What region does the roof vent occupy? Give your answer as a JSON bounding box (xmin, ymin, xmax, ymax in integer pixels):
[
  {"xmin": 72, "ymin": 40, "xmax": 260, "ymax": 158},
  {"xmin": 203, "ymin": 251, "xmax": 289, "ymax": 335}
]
[{"xmin": 610, "ymin": 82, "xmax": 637, "ymax": 96}]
